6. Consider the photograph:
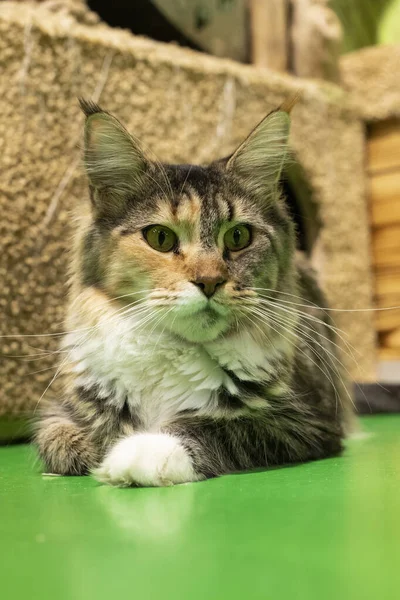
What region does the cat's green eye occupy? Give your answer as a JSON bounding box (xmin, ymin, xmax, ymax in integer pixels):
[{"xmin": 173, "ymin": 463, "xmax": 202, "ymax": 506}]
[
  {"xmin": 224, "ymin": 224, "xmax": 252, "ymax": 252},
  {"xmin": 143, "ymin": 225, "xmax": 178, "ymax": 253}
]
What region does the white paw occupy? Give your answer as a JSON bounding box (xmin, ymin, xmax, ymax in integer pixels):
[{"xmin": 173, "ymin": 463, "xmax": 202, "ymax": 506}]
[{"xmin": 93, "ymin": 433, "xmax": 200, "ymax": 487}]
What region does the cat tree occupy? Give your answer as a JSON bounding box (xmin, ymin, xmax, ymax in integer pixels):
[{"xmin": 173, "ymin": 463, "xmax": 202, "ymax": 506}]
[
  {"xmin": 0, "ymin": 1, "xmax": 377, "ymax": 438},
  {"xmin": 342, "ymin": 44, "xmax": 400, "ymax": 365}
]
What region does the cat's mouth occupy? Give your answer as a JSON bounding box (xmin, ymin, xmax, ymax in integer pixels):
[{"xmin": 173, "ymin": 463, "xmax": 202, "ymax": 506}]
[
  {"xmin": 203, "ymin": 300, "xmax": 228, "ymax": 317},
  {"xmin": 187, "ymin": 297, "xmax": 230, "ymax": 319},
  {"xmin": 165, "ymin": 297, "xmax": 231, "ymax": 342}
]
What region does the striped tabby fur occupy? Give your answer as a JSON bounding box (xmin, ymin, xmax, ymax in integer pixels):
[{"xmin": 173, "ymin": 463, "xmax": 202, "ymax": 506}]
[{"xmin": 35, "ymin": 100, "xmax": 353, "ymax": 486}]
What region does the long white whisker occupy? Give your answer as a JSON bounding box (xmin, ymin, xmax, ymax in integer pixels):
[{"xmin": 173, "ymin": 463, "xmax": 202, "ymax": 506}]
[
  {"xmin": 247, "ymin": 307, "xmax": 343, "ymax": 411},
  {"xmin": 252, "ymin": 305, "xmax": 356, "ymax": 410},
  {"xmin": 149, "ymin": 307, "xmax": 176, "ymax": 358},
  {"xmin": 252, "ymin": 287, "xmax": 400, "ymax": 312},
  {"xmin": 255, "ymin": 298, "xmax": 359, "ymax": 368},
  {"xmin": 254, "ymin": 297, "xmax": 358, "ymax": 362},
  {"xmin": 0, "ymin": 289, "xmax": 161, "ymax": 340},
  {"xmin": 33, "ymin": 299, "xmax": 158, "ymax": 413}
]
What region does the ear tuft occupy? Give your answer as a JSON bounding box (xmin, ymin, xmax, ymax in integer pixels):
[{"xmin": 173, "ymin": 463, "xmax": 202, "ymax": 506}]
[
  {"xmin": 280, "ymin": 91, "xmax": 301, "ymax": 115},
  {"xmin": 83, "ymin": 112, "xmax": 147, "ymax": 192},
  {"xmin": 81, "ymin": 106, "xmax": 150, "ymax": 218},
  {"xmin": 79, "ymin": 97, "xmax": 103, "ymax": 118}
]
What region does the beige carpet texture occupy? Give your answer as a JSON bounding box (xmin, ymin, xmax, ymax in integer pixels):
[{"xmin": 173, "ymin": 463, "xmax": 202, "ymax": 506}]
[
  {"xmin": 341, "ymin": 44, "xmax": 400, "ymax": 122},
  {"xmin": 0, "ymin": 2, "xmax": 376, "ymax": 427}
]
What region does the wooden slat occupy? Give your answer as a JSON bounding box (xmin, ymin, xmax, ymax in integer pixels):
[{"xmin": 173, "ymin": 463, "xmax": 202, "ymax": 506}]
[
  {"xmin": 372, "ymin": 225, "xmax": 400, "ymax": 251},
  {"xmin": 375, "ymin": 273, "xmax": 400, "ymax": 298},
  {"xmin": 375, "ymin": 295, "xmax": 400, "ymax": 311},
  {"xmin": 381, "ymin": 327, "xmax": 400, "ymax": 349},
  {"xmin": 379, "ymin": 347, "xmax": 400, "ymax": 360},
  {"xmin": 370, "ymin": 120, "xmax": 400, "ymax": 138},
  {"xmin": 368, "ymin": 119, "xmax": 400, "ymax": 175},
  {"xmin": 370, "ymin": 197, "xmax": 400, "ymax": 227},
  {"xmin": 375, "ymin": 265, "xmax": 400, "ymax": 279},
  {"xmin": 368, "ymin": 119, "xmax": 400, "ymax": 354},
  {"xmin": 369, "ymin": 170, "xmax": 400, "ymax": 205},
  {"xmin": 371, "ymin": 226, "xmax": 400, "ymax": 268},
  {"xmin": 249, "ymin": 0, "xmax": 288, "ymax": 71},
  {"xmin": 375, "ymin": 308, "xmax": 400, "ymax": 332},
  {"xmin": 372, "ymin": 251, "xmax": 400, "ymax": 269}
]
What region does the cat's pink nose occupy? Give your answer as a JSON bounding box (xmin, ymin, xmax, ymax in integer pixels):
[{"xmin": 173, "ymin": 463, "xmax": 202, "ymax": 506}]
[{"xmin": 192, "ymin": 276, "xmax": 226, "ymax": 298}]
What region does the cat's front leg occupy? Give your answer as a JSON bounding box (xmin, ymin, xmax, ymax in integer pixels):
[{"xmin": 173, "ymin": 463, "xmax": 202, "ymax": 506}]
[
  {"xmin": 94, "ymin": 408, "xmax": 343, "ymax": 487},
  {"xmin": 94, "ymin": 415, "xmax": 260, "ymax": 487},
  {"xmin": 36, "ymin": 407, "xmax": 99, "ymax": 475},
  {"xmin": 93, "ymin": 433, "xmax": 203, "ymax": 487}
]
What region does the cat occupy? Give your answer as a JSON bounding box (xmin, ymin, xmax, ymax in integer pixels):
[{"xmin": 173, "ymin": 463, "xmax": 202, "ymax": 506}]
[{"xmin": 35, "ymin": 98, "xmax": 353, "ymax": 486}]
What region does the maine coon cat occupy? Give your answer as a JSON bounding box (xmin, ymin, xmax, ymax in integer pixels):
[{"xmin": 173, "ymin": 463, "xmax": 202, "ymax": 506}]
[{"xmin": 36, "ymin": 99, "xmax": 353, "ymax": 486}]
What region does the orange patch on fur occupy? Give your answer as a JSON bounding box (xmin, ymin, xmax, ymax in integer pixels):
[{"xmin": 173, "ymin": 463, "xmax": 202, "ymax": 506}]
[
  {"xmin": 115, "ymin": 235, "xmax": 184, "ymax": 292},
  {"xmin": 68, "ymin": 287, "xmax": 118, "ymax": 329},
  {"xmin": 176, "ymin": 191, "xmax": 201, "ymax": 224},
  {"xmin": 114, "ymin": 232, "xmax": 229, "ymax": 295},
  {"xmin": 150, "ymin": 193, "xmax": 202, "ymax": 243},
  {"xmin": 183, "ymin": 252, "xmax": 228, "ymax": 283}
]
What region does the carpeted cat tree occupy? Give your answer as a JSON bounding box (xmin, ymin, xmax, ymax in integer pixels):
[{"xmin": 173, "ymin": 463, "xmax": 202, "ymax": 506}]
[{"xmin": 0, "ymin": 0, "xmax": 379, "ymax": 439}]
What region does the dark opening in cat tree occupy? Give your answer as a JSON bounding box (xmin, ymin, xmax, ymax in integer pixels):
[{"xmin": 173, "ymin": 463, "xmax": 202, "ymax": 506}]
[
  {"xmin": 86, "ymin": 0, "xmax": 202, "ymax": 51},
  {"xmin": 86, "ymin": 0, "xmax": 247, "ymax": 61},
  {"xmin": 282, "ymin": 160, "xmax": 320, "ymax": 254}
]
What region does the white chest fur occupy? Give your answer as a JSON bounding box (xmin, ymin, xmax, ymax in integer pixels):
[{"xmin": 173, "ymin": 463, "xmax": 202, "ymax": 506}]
[{"xmin": 65, "ymin": 314, "xmax": 281, "ymax": 429}]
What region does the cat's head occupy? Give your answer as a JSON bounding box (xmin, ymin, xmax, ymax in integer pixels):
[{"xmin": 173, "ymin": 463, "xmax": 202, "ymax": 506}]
[{"xmin": 78, "ymin": 99, "xmax": 296, "ymax": 343}]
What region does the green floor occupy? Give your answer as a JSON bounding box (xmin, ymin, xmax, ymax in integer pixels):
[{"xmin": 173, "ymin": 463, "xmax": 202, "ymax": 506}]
[{"xmin": 1, "ymin": 416, "xmax": 399, "ymax": 600}]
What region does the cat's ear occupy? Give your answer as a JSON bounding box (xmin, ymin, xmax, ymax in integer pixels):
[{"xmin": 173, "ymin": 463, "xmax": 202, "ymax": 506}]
[
  {"xmin": 226, "ymin": 110, "xmax": 290, "ymax": 195},
  {"xmin": 80, "ymin": 99, "xmax": 148, "ymax": 217}
]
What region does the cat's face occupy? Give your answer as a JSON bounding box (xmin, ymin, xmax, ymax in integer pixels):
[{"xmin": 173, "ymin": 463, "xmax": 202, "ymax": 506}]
[{"xmin": 79, "ymin": 100, "xmax": 295, "ymax": 343}]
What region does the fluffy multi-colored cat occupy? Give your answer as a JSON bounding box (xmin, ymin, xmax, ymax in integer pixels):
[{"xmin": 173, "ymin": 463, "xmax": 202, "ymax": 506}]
[{"xmin": 36, "ymin": 99, "xmax": 353, "ymax": 486}]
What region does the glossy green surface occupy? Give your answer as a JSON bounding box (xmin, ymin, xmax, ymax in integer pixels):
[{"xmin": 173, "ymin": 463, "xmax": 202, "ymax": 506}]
[{"xmin": 1, "ymin": 416, "xmax": 399, "ymax": 600}]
